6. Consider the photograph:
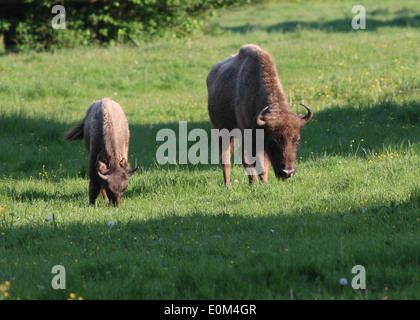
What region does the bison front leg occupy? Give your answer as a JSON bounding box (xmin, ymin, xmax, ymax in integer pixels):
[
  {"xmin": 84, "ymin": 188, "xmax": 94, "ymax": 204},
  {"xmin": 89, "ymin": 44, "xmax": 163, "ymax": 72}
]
[
  {"xmin": 259, "ymin": 151, "xmax": 271, "ymax": 183},
  {"xmin": 242, "ymin": 159, "xmax": 259, "ymax": 184},
  {"xmin": 242, "ymin": 151, "xmax": 259, "ymax": 185},
  {"xmin": 88, "ymin": 158, "xmax": 101, "ymax": 205}
]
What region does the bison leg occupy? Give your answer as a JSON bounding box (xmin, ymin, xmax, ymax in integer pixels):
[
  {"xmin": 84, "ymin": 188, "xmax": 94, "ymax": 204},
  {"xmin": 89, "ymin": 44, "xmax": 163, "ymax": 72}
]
[
  {"xmin": 259, "ymin": 151, "xmax": 271, "ymax": 183},
  {"xmin": 219, "ymin": 136, "xmax": 234, "ymax": 187},
  {"xmin": 100, "ymin": 187, "xmax": 109, "ymax": 203},
  {"xmin": 242, "ymin": 160, "xmax": 259, "ymax": 184},
  {"xmin": 88, "ymin": 179, "xmax": 101, "ymax": 205},
  {"xmin": 242, "ymin": 148, "xmax": 259, "ymax": 184},
  {"xmin": 88, "ymin": 157, "xmax": 101, "ymax": 205}
]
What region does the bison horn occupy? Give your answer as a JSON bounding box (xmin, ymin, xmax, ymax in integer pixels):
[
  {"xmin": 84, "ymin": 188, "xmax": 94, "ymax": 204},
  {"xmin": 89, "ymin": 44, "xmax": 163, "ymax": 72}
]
[
  {"xmin": 254, "ymin": 106, "xmax": 269, "ymax": 127},
  {"xmin": 127, "ymin": 166, "xmax": 139, "ymax": 177},
  {"xmin": 300, "ymin": 103, "xmax": 313, "ymax": 124},
  {"xmin": 97, "ymin": 172, "xmax": 108, "ymax": 181}
]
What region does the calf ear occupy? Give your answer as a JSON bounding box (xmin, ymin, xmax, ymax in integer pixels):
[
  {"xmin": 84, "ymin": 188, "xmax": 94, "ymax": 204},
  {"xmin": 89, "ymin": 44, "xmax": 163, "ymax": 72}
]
[
  {"xmin": 126, "ymin": 166, "xmax": 139, "ymax": 177},
  {"xmin": 98, "ymin": 161, "xmax": 108, "ymax": 174},
  {"xmin": 97, "ymin": 161, "xmax": 109, "ymax": 181},
  {"xmin": 120, "ymin": 158, "xmax": 130, "ymax": 169}
]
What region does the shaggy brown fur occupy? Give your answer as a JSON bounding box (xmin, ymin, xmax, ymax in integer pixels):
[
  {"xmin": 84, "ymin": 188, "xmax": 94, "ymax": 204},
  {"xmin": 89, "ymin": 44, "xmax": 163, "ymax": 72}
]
[
  {"xmin": 206, "ymin": 44, "xmax": 313, "ymax": 186},
  {"xmin": 63, "ymin": 98, "xmax": 138, "ymax": 205}
]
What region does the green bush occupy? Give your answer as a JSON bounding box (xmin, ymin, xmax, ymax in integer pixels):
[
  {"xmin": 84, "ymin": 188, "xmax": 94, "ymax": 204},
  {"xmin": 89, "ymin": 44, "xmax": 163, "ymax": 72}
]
[{"xmin": 0, "ymin": 0, "xmax": 261, "ymax": 52}]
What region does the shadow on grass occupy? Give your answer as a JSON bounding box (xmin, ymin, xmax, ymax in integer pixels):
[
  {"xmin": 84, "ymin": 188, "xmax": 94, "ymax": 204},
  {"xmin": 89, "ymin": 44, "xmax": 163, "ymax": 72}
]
[
  {"xmin": 221, "ymin": 15, "xmax": 420, "ymax": 34},
  {"xmin": 1, "ymin": 187, "xmax": 419, "ymax": 299},
  {"xmin": 4, "ymin": 188, "xmax": 86, "ymax": 204}
]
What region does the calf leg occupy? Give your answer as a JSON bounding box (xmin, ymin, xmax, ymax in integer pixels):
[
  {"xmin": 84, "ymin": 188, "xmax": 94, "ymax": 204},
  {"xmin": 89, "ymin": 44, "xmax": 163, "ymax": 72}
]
[
  {"xmin": 88, "ymin": 157, "xmax": 101, "ymax": 205},
  {"xmin": 100, "ymin": 187, "xmax": 109, "ymax": 203},
  {"xmin": 89, "ymin": 179, "xmax": 101, "ymax": 205}
]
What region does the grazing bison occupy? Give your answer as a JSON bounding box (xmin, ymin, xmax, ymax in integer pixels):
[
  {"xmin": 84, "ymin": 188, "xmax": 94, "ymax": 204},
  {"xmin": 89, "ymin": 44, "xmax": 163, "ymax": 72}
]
[
  {"xmin": 206, "ymin": 44, "xmax": 313, "ymax": 186},
  {"xmin": 63, "ymin": 98, "xmax": 139, "ymax": 205}
]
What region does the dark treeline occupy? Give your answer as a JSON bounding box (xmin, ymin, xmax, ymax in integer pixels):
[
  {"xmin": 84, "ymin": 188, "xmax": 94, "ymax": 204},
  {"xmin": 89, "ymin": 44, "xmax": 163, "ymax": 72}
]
[{"xmin": 0, "ymin": 0, "xmax": 262, "ymax": 51}]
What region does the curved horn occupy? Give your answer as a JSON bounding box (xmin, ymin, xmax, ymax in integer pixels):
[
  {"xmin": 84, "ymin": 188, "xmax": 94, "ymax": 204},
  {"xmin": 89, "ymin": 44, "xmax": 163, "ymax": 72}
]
[
  {"xmin": 300, "ymin": 103, "xmax": 313, "ymax": 124},
  {"xmin": 254, "ymin": 106, "xmax": 269, "ymax": 127},
  {"xmin": 97, "ymin": 172, "xmax": 108, "ymax": 181},
  {"xmin": 126, "ymin": 166, "xmax": 139, "ymax": 177}
]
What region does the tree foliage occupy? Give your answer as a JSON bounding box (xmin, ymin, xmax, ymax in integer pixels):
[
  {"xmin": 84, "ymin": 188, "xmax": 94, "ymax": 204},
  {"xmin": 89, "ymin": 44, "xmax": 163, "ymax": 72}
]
[{"xmin": 0, "ymin": 0, "xmax": 260, "ymax": 51}]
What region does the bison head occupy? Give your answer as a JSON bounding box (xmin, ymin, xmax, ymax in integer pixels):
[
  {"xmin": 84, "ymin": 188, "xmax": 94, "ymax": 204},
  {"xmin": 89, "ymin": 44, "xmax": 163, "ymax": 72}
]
[
  {"xmin": 255, "ymin": 103, "xmax": 313, "ymax": 180},
  {"xmin": 97, "ymin": 161, "xmax": 139, "ymax": 205}
]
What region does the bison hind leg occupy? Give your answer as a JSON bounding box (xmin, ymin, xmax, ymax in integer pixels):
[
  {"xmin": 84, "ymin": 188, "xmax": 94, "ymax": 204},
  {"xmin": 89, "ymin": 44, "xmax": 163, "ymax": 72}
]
[{"xmin": 220, "ymin": 136, "xmax": 234, "ymax": 188}]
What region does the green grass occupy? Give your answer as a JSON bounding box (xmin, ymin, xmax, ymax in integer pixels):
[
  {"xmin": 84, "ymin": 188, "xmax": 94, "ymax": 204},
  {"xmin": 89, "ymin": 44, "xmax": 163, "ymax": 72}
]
[{"xmin": 1, "ymin": 0, "xmax": 420, "ymax": 300}]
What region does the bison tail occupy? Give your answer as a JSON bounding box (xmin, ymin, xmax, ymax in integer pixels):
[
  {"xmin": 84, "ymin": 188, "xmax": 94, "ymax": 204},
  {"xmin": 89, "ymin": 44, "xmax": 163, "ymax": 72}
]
[{"xmin": 63, "ymin": 122, "xmax": 84, "ymax": 142}]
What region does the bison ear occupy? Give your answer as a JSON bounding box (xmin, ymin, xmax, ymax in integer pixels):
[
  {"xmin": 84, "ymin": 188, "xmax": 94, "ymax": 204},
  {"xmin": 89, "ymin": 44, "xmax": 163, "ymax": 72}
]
[
  {"xmin": 254, "ymin": 106, "xmax": 269, "ymax": 127},
  {"xmin": 120, "ymin": 158, "xmax": 130, "ymax": 169},
  {"xmin": 126, "ymin": 166, "xmax": 139, "ymax": 178}
]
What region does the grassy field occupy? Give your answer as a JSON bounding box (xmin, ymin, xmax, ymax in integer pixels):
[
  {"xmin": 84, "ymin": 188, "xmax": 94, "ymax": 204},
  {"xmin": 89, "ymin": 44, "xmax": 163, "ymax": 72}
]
[{"xmin": 1, "ymin": 0, "xmax": 420, "ymax": 300}]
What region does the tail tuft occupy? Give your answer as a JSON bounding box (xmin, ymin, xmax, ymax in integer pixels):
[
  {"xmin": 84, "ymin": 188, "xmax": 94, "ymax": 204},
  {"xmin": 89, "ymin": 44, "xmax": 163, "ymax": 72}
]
[{"xmin": 63, "ymin": 122, "xmax": 84, "ymax": 142}]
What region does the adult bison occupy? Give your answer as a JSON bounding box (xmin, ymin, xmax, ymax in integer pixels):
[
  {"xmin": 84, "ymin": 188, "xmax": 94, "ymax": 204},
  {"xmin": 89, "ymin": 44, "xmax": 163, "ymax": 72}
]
[
  {"xmin": 64, "ymin": 98, "xmax": 138, "ymax": 205},
  {"xmin": 207, "ymin": 44, "xmax": 313, "ymax": 186}
]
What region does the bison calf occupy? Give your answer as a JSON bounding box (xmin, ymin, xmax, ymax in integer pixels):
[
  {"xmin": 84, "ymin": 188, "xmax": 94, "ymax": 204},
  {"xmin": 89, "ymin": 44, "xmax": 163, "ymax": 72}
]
[
  {"xmin": 64, "ymin": 98, "xmax": 138, "ymax": 205},
  {"xmin": 207, "ymin": 44, "xmax": 313, "ymax": 186}
]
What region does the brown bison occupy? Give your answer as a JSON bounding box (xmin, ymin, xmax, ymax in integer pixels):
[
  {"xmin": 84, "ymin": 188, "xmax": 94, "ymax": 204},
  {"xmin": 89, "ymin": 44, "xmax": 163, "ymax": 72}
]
[
  {"xmin": 206, "ymin": 44, "xmax": 313, "ymax": 186},
  {"xmin": 64, "ymin": 98, "xmax": 139, "ymax": 205}
]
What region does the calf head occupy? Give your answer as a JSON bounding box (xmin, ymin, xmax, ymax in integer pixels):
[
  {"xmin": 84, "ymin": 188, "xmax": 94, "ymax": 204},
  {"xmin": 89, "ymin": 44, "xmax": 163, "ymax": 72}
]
[
  {"xmin": 255, "ymin": 103, "xmax": 313, "ymax": 180},
  {"xmin": 97, "ymin": 161, "xmax": 139, "ymax": 205}
]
